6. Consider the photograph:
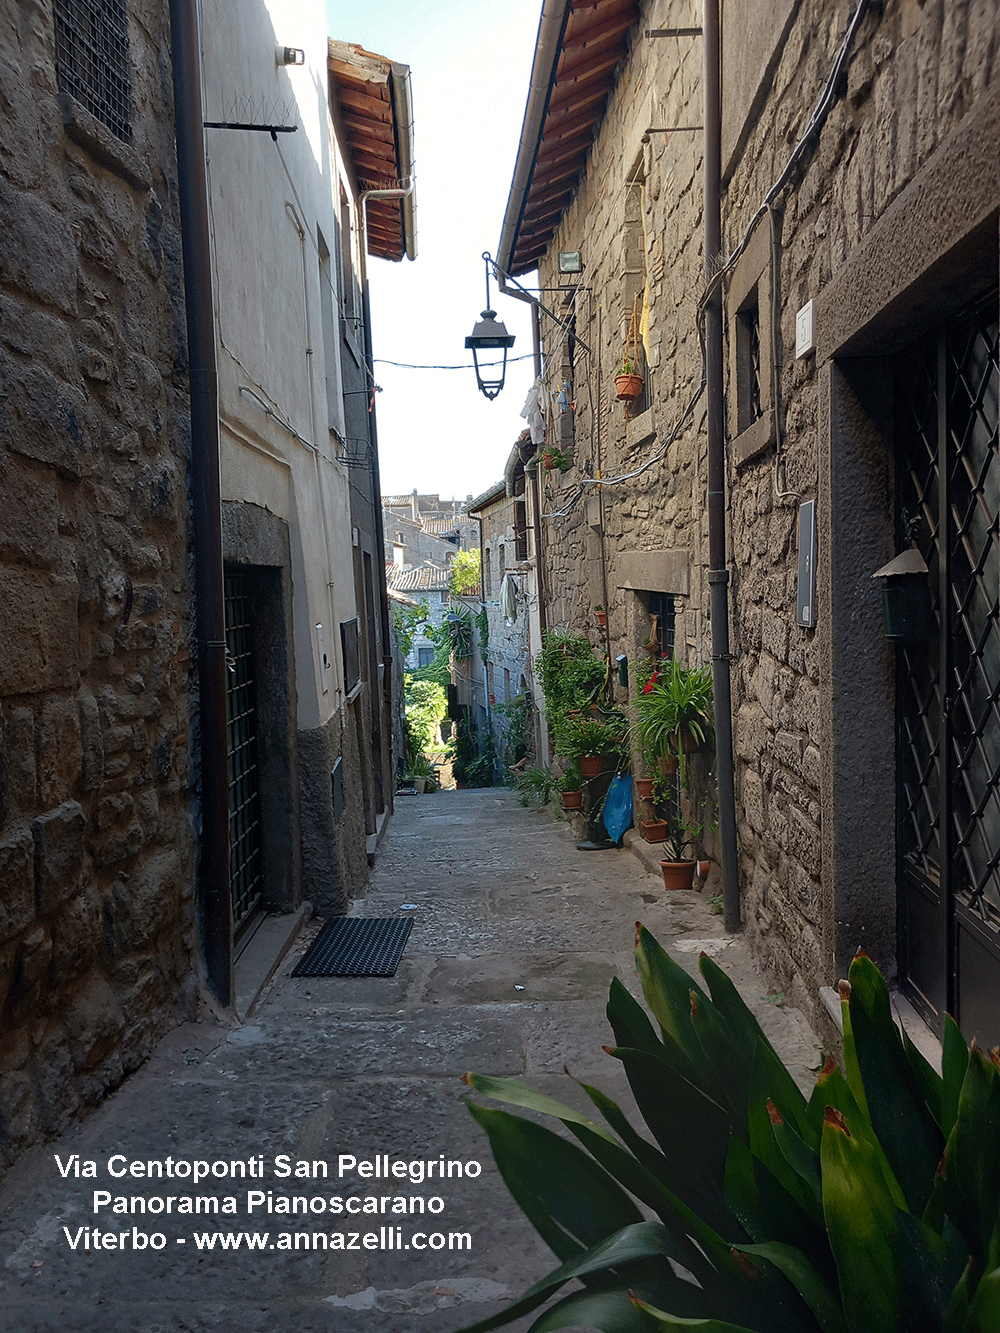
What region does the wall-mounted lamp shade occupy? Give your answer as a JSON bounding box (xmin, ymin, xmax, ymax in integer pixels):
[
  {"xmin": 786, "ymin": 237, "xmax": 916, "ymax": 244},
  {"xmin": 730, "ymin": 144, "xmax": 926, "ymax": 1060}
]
[
  {"xmin": 278, "ymin": 46, "xmax": 305, "ymax": 65},
  {"xmin": 872, "ymin": 549, "xmax": 934, "ymax": 642},
  {"xmin": 558, "ymin": 251, "xmax": 582, "ymax": 273},
  {"xmin": 466, "ymin": 309, "xmax": 515, "ymax": 400}
]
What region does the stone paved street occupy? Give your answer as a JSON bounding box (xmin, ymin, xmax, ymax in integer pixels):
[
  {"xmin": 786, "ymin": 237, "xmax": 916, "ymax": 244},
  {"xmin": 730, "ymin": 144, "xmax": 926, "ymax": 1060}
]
[{"xmin": 0, "ymin": 791, "xmax": 821, "ymax": 1333}]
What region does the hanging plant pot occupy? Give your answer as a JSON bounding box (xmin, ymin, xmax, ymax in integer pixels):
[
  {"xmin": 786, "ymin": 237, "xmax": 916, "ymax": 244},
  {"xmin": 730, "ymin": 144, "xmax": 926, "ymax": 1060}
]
[
  {"xmin": 561, "ymin": 789, "xmax": 583, "ymax": 811},
  {"xmin": 659, "ymin": 859, "xmax": 696, "ymax": 891},
  {"xmin": 635, "ymin": 777, "xmax": 655, "ymax": 801},
  {"xmin": 670, "ymin": 729, "xmax": 701, "ymax": 754},
  {"xmin": 640, "ymin": 819, "xmax": 667, "ymax": 843},
  {"xmin": 615, "ymin": 372, "xmax": 644, "ymax": 402},
  {"xmin": 580, "ymin": 754, "xmax": 603, "ymax": 779},
  {"xmin": 657, "ymin": 753, "xmax": 679, "ymax": 776}
]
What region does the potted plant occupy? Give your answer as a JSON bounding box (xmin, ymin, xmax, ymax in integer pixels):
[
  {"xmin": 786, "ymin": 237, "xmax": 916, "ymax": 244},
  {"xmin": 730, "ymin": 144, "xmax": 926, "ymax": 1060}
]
[
  {"xmin": 557, "ymin": 761, "xmax": 585, "ymax": 811},
  {"xmin": 658, "ymin": 810, "xmax": 702, "ymax": 890},
  {"xmin": 557, "ymin": 715, "xmax": 628, "ymax": 779},
  {"xmin": 631, "ymin": 657, "xmax": 714, "ymax": 794},
  {"xmin": 593, "ymin": 603, "xmax": 607, "ymax": 629},
  {"xmin": 614, "ymin": 356, "xmax": 644, "ymax": 402},
  {"xmin": 542, "ymin": 444, "xmax": 571, "ymax": 471}
]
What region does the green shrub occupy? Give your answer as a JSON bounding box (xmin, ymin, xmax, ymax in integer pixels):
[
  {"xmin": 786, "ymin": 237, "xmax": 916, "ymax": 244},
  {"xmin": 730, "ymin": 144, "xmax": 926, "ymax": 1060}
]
[
  {"xmin": 460, "ymin": 930, "xmax": 1000, "ymax": 1333},
  {"xmin": 404, "ymin": 676, "xmax": 447, "ymax": 754},
  {"xmin": 537, "ymin": 631, "xmax": 607, "ymax": 727},
  {"xmin": 511, "ymin": 766, "xmax": 555, "ymax": 806}
]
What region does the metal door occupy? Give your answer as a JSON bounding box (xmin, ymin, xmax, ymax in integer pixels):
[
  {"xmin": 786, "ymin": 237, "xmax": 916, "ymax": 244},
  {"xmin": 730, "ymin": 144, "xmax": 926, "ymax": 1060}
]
[
  {"xmin": 225, "ymin": 573, "xmax": 265, "ymax": 946},
  {"xmin": 895, "ymin": 293, "xmax": 999, "ymax": 1044}
]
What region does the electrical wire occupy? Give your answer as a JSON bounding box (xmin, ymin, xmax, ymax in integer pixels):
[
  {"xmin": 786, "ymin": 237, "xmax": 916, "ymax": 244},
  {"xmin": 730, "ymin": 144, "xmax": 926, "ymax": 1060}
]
[{"xmin": 373, "ymin": 353, "xmax": 536, "ymax": 370}]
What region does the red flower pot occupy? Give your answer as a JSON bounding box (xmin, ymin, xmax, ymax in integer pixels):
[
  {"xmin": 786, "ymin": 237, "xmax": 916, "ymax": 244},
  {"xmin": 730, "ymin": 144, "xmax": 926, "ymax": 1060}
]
[
  {"xmin": 635, "ymin": 777, "xmax": 655, "ymax": 801},
  {"xmin": 561, "ymin": 790, "xmax": 583, "ymax": 811},
  {"xmin": 659, "ymin": 859, "xmax": 695, "ymax": 890},
  {"xmin": 579, "ymin": 754, "xmax": 603, "ymax": 778},
  {"xmin": 640, "ymin": 819, "xmax": 667, "ymax": 843},
  {"xmin": 615, "ymin": 372, "xmax": 644, "ymax": 402}
]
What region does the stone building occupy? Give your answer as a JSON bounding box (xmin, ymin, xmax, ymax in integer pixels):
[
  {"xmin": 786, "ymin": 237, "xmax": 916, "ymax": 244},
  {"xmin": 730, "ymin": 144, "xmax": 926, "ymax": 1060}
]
[
  {"xmin": 467, "ymin": 447, "xmax": 544, "ymax": 766},
  {"xmin": 0, "ymin": 0, "xmax": 196, "ymax": 1166},
  {"xmin": 201, "ymin": 8, "xmax": 415, "ymax": 928},
  {"xmin": 498, "ymin": 0, "xmax": 998, "ymax": 1043}
]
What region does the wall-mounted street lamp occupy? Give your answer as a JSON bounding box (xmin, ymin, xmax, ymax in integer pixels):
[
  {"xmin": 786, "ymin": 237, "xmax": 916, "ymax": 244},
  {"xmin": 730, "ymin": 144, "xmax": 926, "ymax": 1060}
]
[{"xmin": 465, "ymin": 252, "xmax": 515, "ymax": 400}]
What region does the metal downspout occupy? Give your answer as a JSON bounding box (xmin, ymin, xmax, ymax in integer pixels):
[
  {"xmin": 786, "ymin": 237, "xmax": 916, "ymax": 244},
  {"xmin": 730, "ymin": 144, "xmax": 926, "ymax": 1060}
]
[
  {"xmin": 168, "ymin": 0, "xmax": 232, "ymax": 1001},
  {"xmin": 703, "ymin": 0, "xmax": 741, "ymax": 932}
]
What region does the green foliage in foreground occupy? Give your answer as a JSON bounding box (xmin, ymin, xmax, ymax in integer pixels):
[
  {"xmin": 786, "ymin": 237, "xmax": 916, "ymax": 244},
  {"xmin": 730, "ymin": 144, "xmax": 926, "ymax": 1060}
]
[{"xmin": 460, "ymin": 928, "xmax": 1000, "ymax": 1333}]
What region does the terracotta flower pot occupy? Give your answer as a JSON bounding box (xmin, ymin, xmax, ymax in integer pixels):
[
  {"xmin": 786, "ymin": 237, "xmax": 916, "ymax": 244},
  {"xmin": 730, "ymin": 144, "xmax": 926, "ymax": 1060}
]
[
  {"xmin": 659, "ymin": 859, "xmax": 696, "ymax": 890},
  {"xmin": 580, "ymin": 754, "xmax": 603, "ymax": 779},
  {"xmin": 640, "ymin": 819, "xmax": 667, "ymax": 843},
  {"xmin": 657, "ymin": 754, "xmax": 679, "ymax": 776},
  {"xmin": 615, "ymin": 372, "xmax": 644, "ymax": 401},
  {"xmin": 594, "ymin": 610, "xmax": 607, "ymax": 628},
  {"xmin": 670, "ymin": 729, "xmax": 701, "ymax": 754},
  {"xmin": 561, "ymin": 789, "xmax": 583, "ymax": 811},
  {"xmin": 697, "ymin": 859, "xmax": 711, "ymax": 879},
  {"xmin": 635, "ymin": 777, "xmax": 655, "ymax": 801}
]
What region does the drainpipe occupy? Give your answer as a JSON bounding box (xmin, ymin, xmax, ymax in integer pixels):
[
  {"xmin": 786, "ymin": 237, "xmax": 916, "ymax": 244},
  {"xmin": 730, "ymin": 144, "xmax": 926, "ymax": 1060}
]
[
  {"xmin": 168, "ymin": 0, "xmax": 232, "ymax": 1001},
  {"xmin": 703, "ymin": 0, "xmax": 741, "ymax": 932}
]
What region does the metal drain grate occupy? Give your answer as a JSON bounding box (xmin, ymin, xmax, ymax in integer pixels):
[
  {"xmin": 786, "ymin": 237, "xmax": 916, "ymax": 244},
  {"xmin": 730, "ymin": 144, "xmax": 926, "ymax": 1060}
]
[{"xmin": 291, "ymin": 918, "xmax": 413, "ymax": 977}]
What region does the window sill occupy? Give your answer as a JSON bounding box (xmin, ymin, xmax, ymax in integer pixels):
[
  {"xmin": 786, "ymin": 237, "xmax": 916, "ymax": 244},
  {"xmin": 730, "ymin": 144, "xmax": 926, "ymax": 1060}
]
[
  {"xmin": 732, "ymin": 409, "xmax": 774, "ymax": 467},
  {"xmin": 58, "ymin": 93, "xmax": 151, "ymax": 192},
  {"xmin": 625, "ymin": 403, "xmax": 656, "ymax": 445}
]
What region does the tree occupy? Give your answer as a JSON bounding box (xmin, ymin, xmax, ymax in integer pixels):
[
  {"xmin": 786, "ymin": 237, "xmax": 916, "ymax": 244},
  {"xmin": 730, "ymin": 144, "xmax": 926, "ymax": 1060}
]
[{"xmin": 449, "ymin": 549, "xmax": 481, "ymax": 597}]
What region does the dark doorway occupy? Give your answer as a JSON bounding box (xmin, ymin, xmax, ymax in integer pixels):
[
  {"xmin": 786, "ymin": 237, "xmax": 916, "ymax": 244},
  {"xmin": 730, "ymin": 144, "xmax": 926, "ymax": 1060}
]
[
  {"xmin": 895, "ymin": 292, "xmax": 999, "ymax": 1045},
  {"xmin": 224, "ymin": 572, "xmax": 265, "ymax": 949}
]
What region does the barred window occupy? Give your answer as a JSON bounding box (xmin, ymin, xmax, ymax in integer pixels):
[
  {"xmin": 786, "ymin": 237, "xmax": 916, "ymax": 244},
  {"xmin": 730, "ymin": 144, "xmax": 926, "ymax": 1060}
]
[{"xmin": 53, "ymin": 0, "xmax": 132, "ymax": 142}]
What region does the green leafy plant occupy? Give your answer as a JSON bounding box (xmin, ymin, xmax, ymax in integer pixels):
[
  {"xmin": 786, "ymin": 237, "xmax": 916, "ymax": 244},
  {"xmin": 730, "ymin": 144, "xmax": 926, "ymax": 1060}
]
[
  {"xmin": 403, "ymin": 676, "xmax": 447, "ymax": 755},
  {"xmin": 556, "ymin": 761, "xmax": 584, "ymax": 793},
  {"xmin": 661, "ymin": 808, "xmax": 702, "ymax": 861},
  {"xmin": 537, "ymin": 631, "xmax": 607, "ymax": 728},
  {"xmin": 449, "ymin": 548, "xmax": 482, "ymax": 596},
  {"xmin": 511, "ymin": 766, "xmax": 555, "ymax": 807},
  {"xmin": 461, "ymin": 933, "xmax": 1000, "ymax": 1333},
  {"xmin": 632, "ymin": 657, "xmax": 714, "ymax": 793},
  {"xmin": 475, "ymin": 606, "xmax": 489, "ymax": 659},
  {"xmin": 542, "ymin": 445, "xmax": 572, "ymax": 471},
  {"xmin": 555, "ymin": 714, "xmax": 629, "ymax": 765},
  {"xmin": 390, "ymin": 598, "xmax": 429, "ymax": 660},
  {"xmin": 444, "ymin": 608, "xmax": 474, "ymax": 659}
]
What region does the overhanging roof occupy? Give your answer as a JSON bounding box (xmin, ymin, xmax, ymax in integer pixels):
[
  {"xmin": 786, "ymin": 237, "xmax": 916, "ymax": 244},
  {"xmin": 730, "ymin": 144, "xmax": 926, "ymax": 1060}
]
[
  {"xmin": 328, "ymin": 40, "xmax": 417, "ymax": 262},
  {"xmin": 498, "ymin": 0, "xmax": 640, "ymax": 277}
]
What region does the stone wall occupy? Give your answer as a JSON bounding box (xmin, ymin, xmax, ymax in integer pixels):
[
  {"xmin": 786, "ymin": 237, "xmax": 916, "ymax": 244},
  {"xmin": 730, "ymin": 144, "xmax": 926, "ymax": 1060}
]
[
  {"xmin": 721, "ymin": 0, "xmax": 997, "ymax": 1014},
  {"xmin": 480, "ymin": 491, "xmax": 533, "ymax": 766},
  {"xmin": 0, "ymin": 0, "xmax": 195, "ymax": 1167}
]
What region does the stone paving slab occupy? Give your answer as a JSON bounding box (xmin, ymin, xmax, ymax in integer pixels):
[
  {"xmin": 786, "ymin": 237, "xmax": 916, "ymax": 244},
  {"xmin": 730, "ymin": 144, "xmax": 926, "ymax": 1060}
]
[{"xmin": 0, "ymin": 789, "xmax": 822, "ymax": 1333}]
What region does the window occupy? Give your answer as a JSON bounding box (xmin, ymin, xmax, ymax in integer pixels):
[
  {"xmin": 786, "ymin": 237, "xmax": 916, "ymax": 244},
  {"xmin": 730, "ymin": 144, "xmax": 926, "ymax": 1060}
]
[
  {"xmin": 498, "ymin": 543, "xmax": 506, "ymax": 581},
  {"xmin": 647, "ymin": 593, "xmax": 676, "ymax": 659},
  {"xmin": 483, "ymin": 546, "xmax": 492, "ymax": 598},
  {"xmin": 515, "ymin": 500, "xmax": 528, "ymax": 562},
  {"xmin": 487, "ymin": 660, "xmax": 495, "ymax": 700},
  {"xmin": 340, "ymin": 617, "xmax": 361, "ymax": 693},
  {"xmin": 339, "ymin": 186, "xmax": 355, "ymax": 319},
  {"xmin": 418, "ymin": 646, "xmax": 435, "ymax": 669},
  {"xmin": 621, "ymin": 156, "xmax": 651, "ymax": 416},
  {"xmin": 53, "ymin": 0, "xmax": 132, "ymax": 142},
  {"xmin": 503, "ymin": 668, "xmax": 511, "ymax": 702},
  {"xmin": 317, "ymin": 228, "xmax": 345, "ymax": 437},
  {"xmin": 727, "ymin": 216, "xmax": 776, "ymax": 465}
]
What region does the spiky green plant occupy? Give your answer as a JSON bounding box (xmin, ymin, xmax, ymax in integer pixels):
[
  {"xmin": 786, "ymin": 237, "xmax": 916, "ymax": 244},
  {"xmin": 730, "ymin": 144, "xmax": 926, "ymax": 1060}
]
[{"xmin": 460, "ymin": 927, "xmax": 1000, "ymax": 1333}]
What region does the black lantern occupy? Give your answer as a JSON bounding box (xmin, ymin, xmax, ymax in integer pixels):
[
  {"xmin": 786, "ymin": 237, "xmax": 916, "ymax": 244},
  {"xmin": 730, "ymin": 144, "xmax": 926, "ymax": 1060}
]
[
  {"xmin": 872, "ymin": 549, "xmax": 935, "ymax": 642},
  {"xmin": 465, "ymin": 252, "xmax": 515, "ymax": 400}
]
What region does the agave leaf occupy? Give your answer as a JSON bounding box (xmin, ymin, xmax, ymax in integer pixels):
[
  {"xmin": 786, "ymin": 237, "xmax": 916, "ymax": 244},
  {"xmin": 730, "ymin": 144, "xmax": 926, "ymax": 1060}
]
[
  {"xmin": 699, "ymin": 955, "xmax": 810, "ymax": 1135},
  {"xmin": 894, "ymin": 1206, "xmax": 964, "ymax": 1329},
  {"xmin": 941, "ymin": 1016, "xmax": 970, "ymax": 1139},
  {"xmin": 820, "ymin": 1106, "xmax": 902, "ymax": 1333},
  {"xmin": 628, "ymin": 1292, "xmax": 759, "ymax": 1332},
  {"xmin": 607, "ymin": 1044, "xmax": 733, "ymax": 1232},
  {"xmin": 733, "ymin": 1241, "xmax": 847, "ymax": 1333},
  {"xmin": 804, "ymin": 1057, "xmax": 908, "ymax": 1210},
  {"xmin": 900, "ymin": 1019, "xmax": 943, "ymax": 1129},
  {"xmin": 635, "ymin": 926, "xmax": 716, "ymax": 1086},
  {"xmin": 466, "ymin": 1102, "xmax": 643, "ymax": 1263},
  {"xmin": 747, "ymin": 1091, "xmax": 823, "ymax": 1227},
  {"xmin": 950, "ymin": 1044, "xmax": 1000, "ymax": 1267},
  {"xmin": 844, "ymin": 953, "xmax": 943, "ymax": 1214},
  {"xmin": 464, "ymin": 1073, "xmax": 617, "ymax": 1140},
  {"xmin": 963, "ymin": 1266, "xmax": 1000, "ymax": 1333},
  {"xmin": 724, "ymin": 1136, "xmax": 828, "ymax": 1260},
  {"xmin": 608, "ymin": 976, "xmax": 670, "ymax": 1058},
  {"xmin": 452, "ymin": 1222, "xmax": 693, "ymax": 1333},
  {"xmin": 943, "ymin": 1258, "xmax": 975, "ymax": 1333},
  {"xmin": 529, "ymin": 1277, "xmax": 708, "ymax": 1333},
  {"xmin": 689, "ymin": 983, "xmax": 747, "ymax": 1119}
]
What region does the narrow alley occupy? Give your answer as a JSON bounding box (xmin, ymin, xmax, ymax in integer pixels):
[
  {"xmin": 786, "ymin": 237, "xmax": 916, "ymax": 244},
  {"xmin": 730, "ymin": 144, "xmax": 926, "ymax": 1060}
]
[{"xmin": 0, "ymin": 791, "xmax": 820, "ymax": 1333}]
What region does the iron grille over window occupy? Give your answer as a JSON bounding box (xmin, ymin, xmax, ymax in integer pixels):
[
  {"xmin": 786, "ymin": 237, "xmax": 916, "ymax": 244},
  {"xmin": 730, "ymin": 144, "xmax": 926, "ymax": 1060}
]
[{"xmin": 53, "ymin": 0, "xmax": 132, "ymax": 142}]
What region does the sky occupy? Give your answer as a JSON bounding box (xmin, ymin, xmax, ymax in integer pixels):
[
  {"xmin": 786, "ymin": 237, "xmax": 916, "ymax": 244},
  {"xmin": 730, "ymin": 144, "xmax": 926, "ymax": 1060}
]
[{"xmin": 326, "ymin": 0, "xmax": 542, "ymax": 503}]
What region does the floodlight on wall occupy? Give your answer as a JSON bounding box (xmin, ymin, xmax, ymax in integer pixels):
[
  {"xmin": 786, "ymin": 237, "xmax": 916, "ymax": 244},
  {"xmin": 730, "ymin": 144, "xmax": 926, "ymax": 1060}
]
[
  {"xmin": 277, "ymin": 46, "xmax": 305, "ymax": 66},
  {"xmin": 465, "ymin": 252, "xmax": 515, "ymax": 400}
]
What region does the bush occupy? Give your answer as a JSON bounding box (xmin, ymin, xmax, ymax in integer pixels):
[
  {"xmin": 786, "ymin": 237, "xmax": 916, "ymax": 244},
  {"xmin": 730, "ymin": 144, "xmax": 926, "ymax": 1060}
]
[
  {"xmin": 537, "ymin": 631, "xmax": 606, "ymax": 727},
  {"xmin": 460, "ymin": 931, "xmax": 1000, "ymax": 1333},
  {"xmin": 404, "ymin": 676, "xmax": 447, "ymax": 755}
]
